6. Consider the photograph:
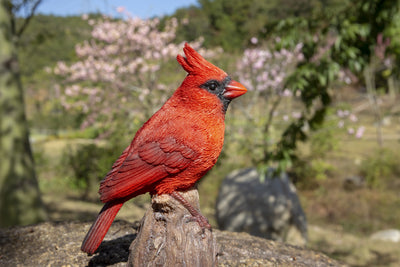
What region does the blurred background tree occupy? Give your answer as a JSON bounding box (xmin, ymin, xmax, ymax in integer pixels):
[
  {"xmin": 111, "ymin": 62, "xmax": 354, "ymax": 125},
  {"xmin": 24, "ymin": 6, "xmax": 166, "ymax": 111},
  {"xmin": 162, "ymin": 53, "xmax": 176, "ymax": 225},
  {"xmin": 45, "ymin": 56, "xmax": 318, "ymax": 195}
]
[{"xmin": 0, "ymin": 0, "xmax": 46, "ymax": 227}]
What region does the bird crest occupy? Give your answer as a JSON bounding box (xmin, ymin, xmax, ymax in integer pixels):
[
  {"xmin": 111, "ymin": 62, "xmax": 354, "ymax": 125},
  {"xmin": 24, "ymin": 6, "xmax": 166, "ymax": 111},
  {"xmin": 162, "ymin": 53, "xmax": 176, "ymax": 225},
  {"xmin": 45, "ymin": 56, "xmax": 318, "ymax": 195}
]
[{"xmin": 177, "ymin": 43, "xmax": 226, "ymax": 78}]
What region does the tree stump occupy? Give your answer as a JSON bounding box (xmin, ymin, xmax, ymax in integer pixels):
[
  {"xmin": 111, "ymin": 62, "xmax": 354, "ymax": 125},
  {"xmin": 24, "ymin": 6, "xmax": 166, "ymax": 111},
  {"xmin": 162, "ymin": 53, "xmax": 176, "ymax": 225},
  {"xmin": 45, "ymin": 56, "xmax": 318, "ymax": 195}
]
[{"xmin": 127, "ymin": 188, "xmax": 217, "ymax": 267}]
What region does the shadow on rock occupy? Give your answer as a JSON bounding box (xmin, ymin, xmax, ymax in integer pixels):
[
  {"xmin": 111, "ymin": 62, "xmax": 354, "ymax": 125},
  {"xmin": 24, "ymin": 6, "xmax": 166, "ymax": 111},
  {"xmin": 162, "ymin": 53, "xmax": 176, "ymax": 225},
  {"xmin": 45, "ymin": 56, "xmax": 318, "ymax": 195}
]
[{"xmin": 88, "ymin": 234, "xmax": 136, "ymax": 267}]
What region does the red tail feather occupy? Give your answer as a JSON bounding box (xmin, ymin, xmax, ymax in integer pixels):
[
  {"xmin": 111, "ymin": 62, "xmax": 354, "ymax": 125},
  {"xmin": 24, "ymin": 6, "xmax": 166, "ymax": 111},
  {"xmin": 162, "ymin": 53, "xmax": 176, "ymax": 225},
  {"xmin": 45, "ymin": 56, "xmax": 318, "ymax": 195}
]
[{"xmin": 81, "ymin": 201, "xmax": 124, "ymax": 255}]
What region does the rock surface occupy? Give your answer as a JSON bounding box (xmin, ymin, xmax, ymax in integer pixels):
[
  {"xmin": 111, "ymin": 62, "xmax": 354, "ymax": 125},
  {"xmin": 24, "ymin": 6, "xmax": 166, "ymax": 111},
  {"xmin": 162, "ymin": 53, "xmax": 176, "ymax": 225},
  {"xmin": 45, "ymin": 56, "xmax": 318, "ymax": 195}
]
[
  {"xmin": 216, "ymin": 168, "xmax": 307, "ymax": 243},
  {"xmin": 370, "ymin": 229, "xmax": 400, "ymax": 243},
  {"xmin": 0, "ymin": 220, "xmax": 343, "ymax": 266}
]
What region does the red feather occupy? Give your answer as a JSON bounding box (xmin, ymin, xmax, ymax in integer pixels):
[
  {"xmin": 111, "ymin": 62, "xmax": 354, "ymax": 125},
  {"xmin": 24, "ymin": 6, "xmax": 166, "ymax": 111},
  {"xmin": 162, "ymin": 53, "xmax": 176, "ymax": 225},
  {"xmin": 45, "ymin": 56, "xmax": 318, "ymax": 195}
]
[
  {"xmin": 81, "ymin": 43, "xmax": 247, "ymax": 255},
  {"xmin": 99, "ymin": 137, "xmax": 196, "ymax": 203}
]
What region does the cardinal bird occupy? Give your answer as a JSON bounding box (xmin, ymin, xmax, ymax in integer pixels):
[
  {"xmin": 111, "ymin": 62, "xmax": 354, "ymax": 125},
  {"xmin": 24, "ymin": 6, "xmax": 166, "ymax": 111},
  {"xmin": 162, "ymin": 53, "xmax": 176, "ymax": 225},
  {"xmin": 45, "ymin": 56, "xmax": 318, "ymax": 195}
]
[{"xmin": 81, "ymin": 43, "xmax": 247, "ymax": 255}]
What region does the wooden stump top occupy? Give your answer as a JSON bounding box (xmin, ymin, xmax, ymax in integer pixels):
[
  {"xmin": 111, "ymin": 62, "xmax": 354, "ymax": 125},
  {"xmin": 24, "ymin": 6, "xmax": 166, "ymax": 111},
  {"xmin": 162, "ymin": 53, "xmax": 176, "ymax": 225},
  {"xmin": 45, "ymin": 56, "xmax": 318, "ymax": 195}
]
[{"xmin": 128, "ymin": 189, "xmax": 217, "ymax": 267}]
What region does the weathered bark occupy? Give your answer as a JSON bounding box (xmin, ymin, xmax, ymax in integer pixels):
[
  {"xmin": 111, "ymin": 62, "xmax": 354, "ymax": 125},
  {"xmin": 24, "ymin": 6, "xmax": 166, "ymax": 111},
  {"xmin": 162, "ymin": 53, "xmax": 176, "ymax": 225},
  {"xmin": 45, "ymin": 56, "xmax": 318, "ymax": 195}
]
[
  {"xmin": 127, "ymin": 188, "xmax": 217, "ymax": 267},
  {"xmin": 0, "ymin": 0, "xmax": 46, "ymax": 227}
]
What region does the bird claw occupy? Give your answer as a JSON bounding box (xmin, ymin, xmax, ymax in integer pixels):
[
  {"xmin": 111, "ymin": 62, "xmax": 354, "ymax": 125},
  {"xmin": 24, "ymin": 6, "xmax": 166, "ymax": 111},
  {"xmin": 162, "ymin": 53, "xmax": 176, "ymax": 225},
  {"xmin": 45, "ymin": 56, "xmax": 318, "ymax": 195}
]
[
  {"xmin": 185, "ymin": 214, "xmax": 211, "ymax": 235},
  {"xmin": 171, "ymin": 191, "xmax": 211, "ymax": 235}
]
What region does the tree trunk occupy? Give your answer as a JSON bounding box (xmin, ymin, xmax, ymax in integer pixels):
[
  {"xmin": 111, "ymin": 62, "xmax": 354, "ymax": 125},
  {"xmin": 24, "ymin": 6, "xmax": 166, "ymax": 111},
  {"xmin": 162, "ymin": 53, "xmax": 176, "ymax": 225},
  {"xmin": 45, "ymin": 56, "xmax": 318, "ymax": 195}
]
[
  {"xmin": 127, "ymin": 188, "xmax": 217, "ymax": 267},
  {"xmin": 0, "ymin": 0, "xmax": 46, "ymax": 227},
  {"xmin": 364, "ymin": 62, "xmax": 383, "ymax": 147}
]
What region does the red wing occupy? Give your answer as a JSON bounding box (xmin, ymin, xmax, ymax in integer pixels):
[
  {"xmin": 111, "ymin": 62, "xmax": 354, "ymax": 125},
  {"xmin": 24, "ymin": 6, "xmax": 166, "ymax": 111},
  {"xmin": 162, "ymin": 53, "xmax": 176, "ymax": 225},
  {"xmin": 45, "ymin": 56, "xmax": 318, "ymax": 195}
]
[
  {"xmin": 103, "ymin": 145, "xmax": 130, "ymax": 179},
  {"xmin": 99, "ymin": 137, "xmax": 197, "ymax": 202}
]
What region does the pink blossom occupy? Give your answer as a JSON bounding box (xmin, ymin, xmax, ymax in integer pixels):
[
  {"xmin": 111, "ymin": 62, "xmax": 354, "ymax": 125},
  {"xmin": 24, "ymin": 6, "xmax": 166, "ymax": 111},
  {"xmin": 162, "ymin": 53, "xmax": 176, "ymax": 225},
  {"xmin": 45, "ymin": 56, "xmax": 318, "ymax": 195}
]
[
  {"xmin": 65, "ymin": 87, "xmax": 73, "ymax": 96},
  {"xmin": 116, "ymin": 6, "xmax": 125, "ymax": 13},
  {"xmin": 291, "ymin": 111, "xmax": 302, "ymax": 119},
  {"xmin": 54, "ymin": 16, "xmax": 221, "ymax": 133},
  {"xmin": 253, "ymin": 59, "xmax": 264, "ymax": 70},
  {"xmin": 349, "ymin": 114, "xmax": 358, "ymax": 122},
  {"xmin": 236, "ymin": 43, "xmax": 303, "ymax": 97},
  {"xmin": 337, "ymin": 109, "xmax": 348, "ymax": 118},
  {"xmin": 181, "ymin": 18, "xmax": 189, "ymax": 25},
  {"xmin": 281, "ymin": 89, "xmax": 292, "ymax": 97},
  {"xmin": 355, "ymin": 126, "xmax": 365, "ymax": 138},
  {"xmin": 297, "ymin": 53, "xmax": 305, "ymax": 61},
  {"xmin": 251, "ymin": 37, "xmax": 258, "ymax": 44},
  {"xmin": 54, "ymin": 61, "xmax": 68, "ymax": 75},
  {"xmin": 295, "ymin": 43, "xmax": 304, "ymax": 51}
]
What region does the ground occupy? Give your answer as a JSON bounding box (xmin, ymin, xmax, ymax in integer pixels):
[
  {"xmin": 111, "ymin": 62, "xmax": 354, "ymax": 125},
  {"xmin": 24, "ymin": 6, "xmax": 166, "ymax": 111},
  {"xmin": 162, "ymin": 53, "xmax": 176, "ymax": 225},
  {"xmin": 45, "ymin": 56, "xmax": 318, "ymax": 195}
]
[
  {"xmin": 35, "ymin": 186, "xmax": 400, "ymax": 267},
  {"xmin": 0, "ymin": 218, "xmax": 341, "ymax": 266}
]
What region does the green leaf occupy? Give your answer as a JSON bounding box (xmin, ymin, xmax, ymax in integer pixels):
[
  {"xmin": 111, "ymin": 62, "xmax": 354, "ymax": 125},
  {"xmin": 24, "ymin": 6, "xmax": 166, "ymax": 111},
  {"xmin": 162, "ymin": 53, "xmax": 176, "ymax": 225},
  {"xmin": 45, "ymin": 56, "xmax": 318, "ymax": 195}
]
[{"xmin": 318, "ymin": 74, "xmax": 327, "ymax": 86}]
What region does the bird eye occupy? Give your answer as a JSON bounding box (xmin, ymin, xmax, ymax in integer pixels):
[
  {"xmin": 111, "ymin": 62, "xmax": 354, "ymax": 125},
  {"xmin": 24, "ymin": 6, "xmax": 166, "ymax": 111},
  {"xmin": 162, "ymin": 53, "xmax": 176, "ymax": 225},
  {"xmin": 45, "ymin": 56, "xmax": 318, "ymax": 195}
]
[{"xmin": 208, "ymin": 82, "xmax": 218, "ymax": 91}]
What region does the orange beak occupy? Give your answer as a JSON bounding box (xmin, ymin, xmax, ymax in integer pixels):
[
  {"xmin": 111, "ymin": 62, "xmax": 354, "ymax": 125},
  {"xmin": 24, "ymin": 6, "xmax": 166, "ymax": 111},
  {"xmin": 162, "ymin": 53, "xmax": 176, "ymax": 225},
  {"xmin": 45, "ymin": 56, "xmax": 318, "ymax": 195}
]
[{"xmin": 223, "ymin": 80, "xmax": 247, "ymax": 100}]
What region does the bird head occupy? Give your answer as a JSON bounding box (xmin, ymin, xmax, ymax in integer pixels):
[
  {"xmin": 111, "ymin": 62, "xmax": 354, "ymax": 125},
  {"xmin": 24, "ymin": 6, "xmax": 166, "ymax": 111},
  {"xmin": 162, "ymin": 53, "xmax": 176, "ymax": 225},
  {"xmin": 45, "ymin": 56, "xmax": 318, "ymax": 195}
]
[{"xmin": 176, "ymin": 43, "xmax": 247, "ymax": 112}]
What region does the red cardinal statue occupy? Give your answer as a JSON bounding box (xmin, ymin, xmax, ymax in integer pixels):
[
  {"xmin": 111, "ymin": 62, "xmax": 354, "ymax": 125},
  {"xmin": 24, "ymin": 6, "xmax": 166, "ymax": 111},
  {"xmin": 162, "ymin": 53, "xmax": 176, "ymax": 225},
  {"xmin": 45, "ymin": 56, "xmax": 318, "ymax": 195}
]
[{"xmin": 81, "ymin": 43, "xmax": 247, "ymax": 255}]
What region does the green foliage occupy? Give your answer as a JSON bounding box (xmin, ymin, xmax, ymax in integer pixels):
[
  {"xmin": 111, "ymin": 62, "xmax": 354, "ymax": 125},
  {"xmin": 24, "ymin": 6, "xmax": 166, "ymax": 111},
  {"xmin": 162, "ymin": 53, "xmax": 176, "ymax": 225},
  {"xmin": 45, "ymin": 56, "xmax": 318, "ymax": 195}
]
[
  {"xmin": 292, "ymin": 158, "xmax": 335, "ymax": 189},
  {"xmin": 291, "ymin": 120, "xmax": 339, "ymax": 188},
  {"xmin": 61, "ymin": 142, "xmax": 123, "ymax": 199},
  {"xmin": 172, "ymin": 6, "xmax": 212, "ymax": 44},
  {"xmin": 310, "ymin": 127, "xmax": 339, "ymax": 158},
  {"xmin": 198, "ymin": 0, "xmax": 257, "ymax": 49},
  {"xmin": 332, "ymin": 0, "xmax": 400, "ymax": 74},
  {"xmin": 171, "ymin": 0, "xmax": 353, "ymax": 51},
  {"xmin": 360, "ymin": 148, "xmax": 400, "ymax": 188},
  {"xmin": 63, "ymin": 127, "xmax": 101, "ymax": 139},
  {"xmin": 310, "ymin": 159, "xmax": 335, "ymax": 181},
  {"xmin": 261, "ymin": 0, "xmax": 400, "ymax": 173},
  {"xmin": 17, "ymin": 14, "xmax": 93, "ymax": 79}
]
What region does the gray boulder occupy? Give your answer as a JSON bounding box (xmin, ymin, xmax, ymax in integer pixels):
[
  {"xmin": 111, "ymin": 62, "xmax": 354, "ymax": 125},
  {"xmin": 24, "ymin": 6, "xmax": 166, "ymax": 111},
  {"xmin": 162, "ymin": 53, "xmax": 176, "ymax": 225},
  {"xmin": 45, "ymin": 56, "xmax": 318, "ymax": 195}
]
[
  {"xmin": 370, "ymin": 229, "xmax": 400, "ymax": 242},
  {"xmin": 216, "ymin": 168, "xmax": 307, "ymax": 243}
]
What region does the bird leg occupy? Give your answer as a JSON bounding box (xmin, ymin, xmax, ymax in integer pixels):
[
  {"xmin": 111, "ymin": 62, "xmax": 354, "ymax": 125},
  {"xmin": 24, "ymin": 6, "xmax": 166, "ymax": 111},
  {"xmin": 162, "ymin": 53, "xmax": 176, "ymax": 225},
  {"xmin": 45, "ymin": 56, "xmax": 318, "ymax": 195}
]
[{"xmin": 170, "ymin": 191, "xmax": 212, "ymax": 231}]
